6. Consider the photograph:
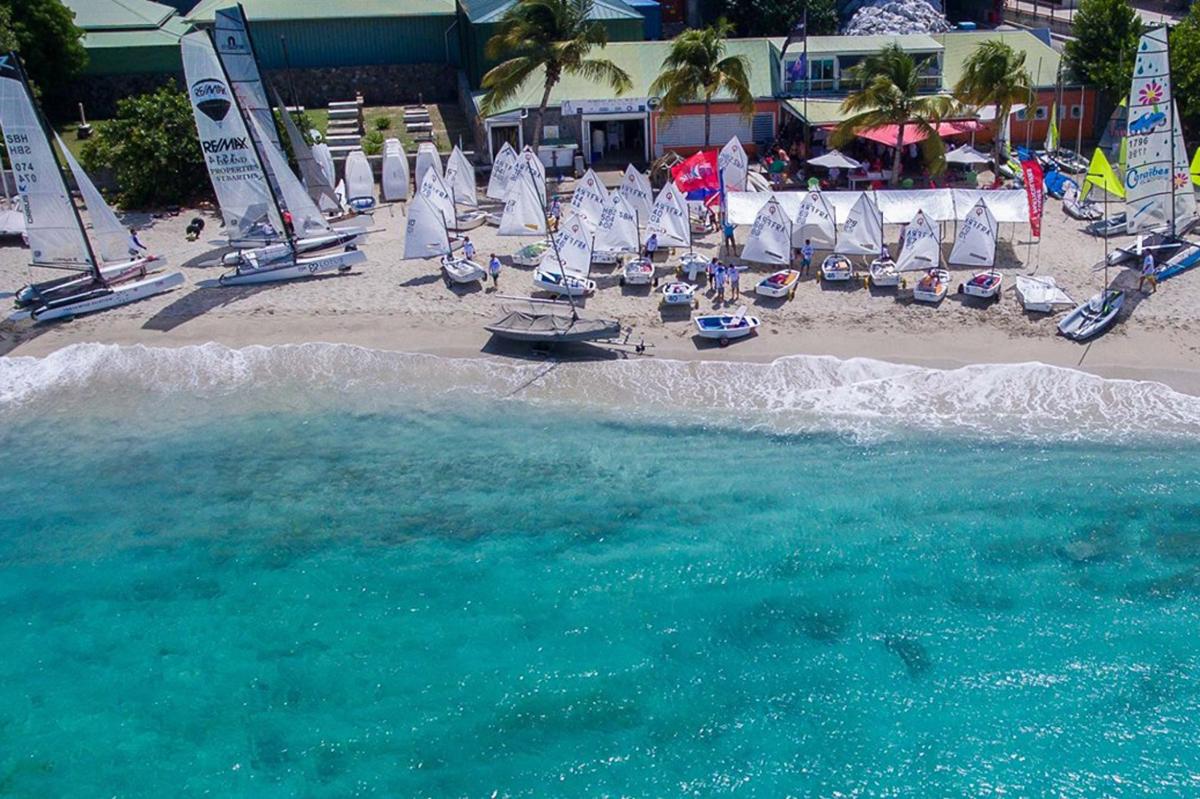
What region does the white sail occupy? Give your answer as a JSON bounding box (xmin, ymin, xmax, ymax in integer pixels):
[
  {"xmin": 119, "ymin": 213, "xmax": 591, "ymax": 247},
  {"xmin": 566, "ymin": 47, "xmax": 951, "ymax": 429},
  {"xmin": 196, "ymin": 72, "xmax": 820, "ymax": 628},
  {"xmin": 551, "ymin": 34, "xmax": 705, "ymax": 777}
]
[
  {"xmin": 570, "ymin": 168, "xmax": 607, "ymax": 228},
  {"xmin": 444, "ymin": 146, "xmax": 478, "ymax": 207},
  {"xmin": 403, "ymin": 193, "xmax": 450, "ymax": 259},
  {"xmin": 740, "ymin": 198, "xmax": 792, "ymax": 265},
  {"xmin": 344, "ymin": 150, "xmax": 375, "ymax": 204},
  {"xmin": 792, "ymin": 191, "xmax": 837, "ymax": 248},
  {"xmin": 895, "ymin": 210, "xmax": 941, "ymax": 271},
  {"xmin": 498, "ymin": 167, "xmax": 546, "ymax": 236},
  {"xmin": 542, "ymin": 211, "xmax": 592, "ymax": 277},
  {"xmin": 182, "ymin": 30, "xmax": 283, "ymax": 244},
  {"xmin": 416, "ymin": 168, "xmax": 456, "ymax": 225},
  {"xmin": 593, "ymin": 190, "xmax": 639, "ymax": 252},
  {"xmin": 272, "ymin": 85, "xmax": 340, "ymax": 212},
  {"xmin": 520, "ymin": 146, "xmax": 546, "ymax": 199},
  {"xmin": 248, "ymin": 114, "xmax": 331, "ymax": 238},
  {"xmin": 486, "ymin": 141, "xmax": 518, "ymax": 201},
  {"xmin": 718, "ymin": 136, "xmax": 749, "ymax": 192},
  {"xmin": 1170, "ymin": 102, "xmax": 1196, "ymax": 228},
  {"xmin": 619, "ymin": 164, "xmax": 653, "ymax": 219},
  {"xmin": 56, "ymin": 133, "xmax": 128, "ymax": 264},
  {"xmin": 312, "ymin": 143, "xmax": 336, "ymax": 189},
  {"xmin": 213, "ymin": 6, "xmax": 281, "ymax": 153},
  {"xmin": 0, "ymin": 55, "xmax": 93, "ymax": 268},
  {"xmin": 1125, "ymin": 27, "xmax": 1178, "ymax": 234},
  {"xmin": 415, "ymin": 142, "xmax": 443, "ymax": 190},
  {"xmin": 647, "ymin": 182, "xmax": 689, "ymax": 248},
  {"xmin": 834, "ymin": 193, "xmax": 883, "ymax": 256},
  {"xmin": 381, "ymin": 140, "xmax": 410, "ymax": 202},
  {"xmin": 949, "ymin": 198, "xmax": 998, "ymax": 267}
]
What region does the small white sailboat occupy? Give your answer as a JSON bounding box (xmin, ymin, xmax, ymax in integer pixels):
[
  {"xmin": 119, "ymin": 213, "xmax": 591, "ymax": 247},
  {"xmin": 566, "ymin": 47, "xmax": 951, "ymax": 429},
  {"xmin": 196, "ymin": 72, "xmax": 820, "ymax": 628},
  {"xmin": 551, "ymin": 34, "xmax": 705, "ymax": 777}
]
[
  {"xmin": 830, "ymin": 192, "xmax": 883, "ymax": 284},
  {"xmin": 1016, "ymin": 275, "xmax": 1074, "ymax": 313},
  {"xmin": 820, "ymin": 254, "xmax": 854, "ymax": 282},
  {"xmin": 486, "ymin": 141, "xmax": 518, "ymax": 203},
  {"xmin": 533, "ymin": 212, "xmax": 596, "ymax": 297},
  {"xmin": 444, "ymin": 146, "xmax": 486, "ymax": 231},
  {"xmin": 343, "ymin": 150, "xmax": 376, "ymax": 213},
  {"xmin": 950, "ymin": 198, "xmax": 1003, "ymax": 300},
  {"xmin": 381, "ymin": 138, "xmax": 410, "ymax": 202},
  {"xmin": 694, "ymin": 305, "xmax": 760, "ymax": 346},
  {"xmin": 414, "ymin": 142, "xmax": 443, "ymax": 193},
  {"xmin": 660, "ymin": 281, "xmax": 698, "ymax": 306},
  {"xmin": 893, "ymin": 210, "xmax": 946, "ymax": 303},
  {"xmin": 592, "ymin": 190, "xmax": 642, "ymax": 279},
  {"xmin": 498, "ymin": 162, "xmax": 547, "ymax": 237},
  {"xmin": 742, "ymin": 198, "xmax": 800, "ymax": 298},
  {"xmin": 2, "ymin": 52, "xmax": 183, "ymax": 321},
  {"xmin": 404, "ymin": 169, "xmax": 484, "ymax": 286},
  {"xmin": 718, "ymin": 136, "xmax": 749, "ymax": 192}
]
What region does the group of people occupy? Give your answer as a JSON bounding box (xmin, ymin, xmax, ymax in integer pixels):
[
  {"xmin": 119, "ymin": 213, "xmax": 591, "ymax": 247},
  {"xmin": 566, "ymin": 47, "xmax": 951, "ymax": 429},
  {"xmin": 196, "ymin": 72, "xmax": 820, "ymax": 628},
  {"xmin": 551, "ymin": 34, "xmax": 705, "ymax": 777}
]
[{"xmin": 704, "ymin": 257, "xmax": 742, "ymax": 301}]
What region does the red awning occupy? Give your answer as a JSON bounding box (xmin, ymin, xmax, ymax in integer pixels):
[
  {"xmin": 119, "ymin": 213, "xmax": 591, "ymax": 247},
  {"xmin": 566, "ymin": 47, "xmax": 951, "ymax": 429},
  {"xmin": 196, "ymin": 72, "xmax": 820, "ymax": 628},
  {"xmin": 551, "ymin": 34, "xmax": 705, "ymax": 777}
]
[{"xmin": 855, "ymin": 120, "xmax": 982, "ymax": 147}]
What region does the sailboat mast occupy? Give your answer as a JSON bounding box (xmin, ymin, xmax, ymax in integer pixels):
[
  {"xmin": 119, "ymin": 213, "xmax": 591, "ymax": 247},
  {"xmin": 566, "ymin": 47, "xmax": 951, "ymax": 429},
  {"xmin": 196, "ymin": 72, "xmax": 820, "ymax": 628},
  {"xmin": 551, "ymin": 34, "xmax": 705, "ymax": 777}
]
[
  {"xmin": 207, "ymin": 28, "xmax": 292, "ymax": 247},
  {"xmin": 1167, "ymin": 26, "xmax": 1177, "ymax": 238},
  {"xmin": 13, "ymin": 52, "xmax": 103, "ymax": 282},
  {"xmin": 531, "ymin": 162, "xmax": 578, "ymax": 317}
]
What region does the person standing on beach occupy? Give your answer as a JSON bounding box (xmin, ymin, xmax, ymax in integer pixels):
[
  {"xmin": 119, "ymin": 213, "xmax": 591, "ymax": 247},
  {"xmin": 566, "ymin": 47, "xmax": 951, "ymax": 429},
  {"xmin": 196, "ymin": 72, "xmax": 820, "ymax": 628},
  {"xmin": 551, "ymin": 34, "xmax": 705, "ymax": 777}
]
[
  {"xmin": 800, "ymin": 239, "xmax": 814, "ymax": 277},
  {"xmin": 715, "ymin": 263, "xmax": 726, "ymax": 301},
  {"xmin": 728, "ymin": 263, "xmax": 740, "ymax": 299},
  {"xmin": 644, "ymin": 233, "xmax": 658, "ymax": 260},
  {"xmin": 723, "ymin": 218, "xmax": 736, "ymax": 255},
  {"xmin": 128, "ymin": 227, "xmax": 148, "ymax": 259},
  {"xmin": 1140, "ymin": 251, "xmax": 1157, "ymax": 294},
  {"xmin": 462, "ymin": 236, "xmax": 476, "ymax": 262},
  {"xmin": 550, "ymin": 196, "xmax": 561, "ymax": 225},
  {"xmin": 488, "ymin": 254, "xmax": 501, "ymax": 289},
  {"xmin": 707, "ymin": 257, "xmax": 717, "ymax": 287}
]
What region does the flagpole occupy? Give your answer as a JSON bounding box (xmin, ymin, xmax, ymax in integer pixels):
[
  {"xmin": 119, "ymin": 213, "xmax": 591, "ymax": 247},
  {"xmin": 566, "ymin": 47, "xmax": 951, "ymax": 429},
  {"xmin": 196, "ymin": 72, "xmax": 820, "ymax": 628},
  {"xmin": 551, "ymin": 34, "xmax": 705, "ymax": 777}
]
[{"xmin": 802, "ymin": 5, "xmax": 809, "ymax": 151}]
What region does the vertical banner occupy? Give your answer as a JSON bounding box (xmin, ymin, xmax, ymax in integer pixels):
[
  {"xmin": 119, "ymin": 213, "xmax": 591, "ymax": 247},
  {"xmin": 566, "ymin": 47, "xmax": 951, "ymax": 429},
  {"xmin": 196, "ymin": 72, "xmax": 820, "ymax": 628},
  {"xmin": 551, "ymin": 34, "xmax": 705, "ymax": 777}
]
[{"xmin": 1020, "ymin": 158, "xmax": 1044, "ymax": 238}]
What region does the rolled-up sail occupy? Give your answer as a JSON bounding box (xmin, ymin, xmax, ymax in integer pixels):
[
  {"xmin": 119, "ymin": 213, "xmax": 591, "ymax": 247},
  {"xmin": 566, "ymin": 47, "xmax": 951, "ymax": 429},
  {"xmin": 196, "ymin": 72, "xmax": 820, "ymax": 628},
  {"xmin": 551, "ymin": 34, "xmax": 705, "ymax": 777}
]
[
  {"xmin": 182, "ymin": 30, "xmax": 283, "ymax": 245},
  {"xmin": 0, "ymin": 52, "xmax": 94, "ymax": 268}
]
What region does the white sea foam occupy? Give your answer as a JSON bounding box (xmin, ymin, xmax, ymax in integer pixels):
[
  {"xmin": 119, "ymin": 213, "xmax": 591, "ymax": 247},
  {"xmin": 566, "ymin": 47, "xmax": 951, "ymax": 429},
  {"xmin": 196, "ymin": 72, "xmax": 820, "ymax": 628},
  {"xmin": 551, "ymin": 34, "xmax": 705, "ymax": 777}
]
[{"xmin": 2, "ymin": 343, "xmax": 1199, "ymax": 442}]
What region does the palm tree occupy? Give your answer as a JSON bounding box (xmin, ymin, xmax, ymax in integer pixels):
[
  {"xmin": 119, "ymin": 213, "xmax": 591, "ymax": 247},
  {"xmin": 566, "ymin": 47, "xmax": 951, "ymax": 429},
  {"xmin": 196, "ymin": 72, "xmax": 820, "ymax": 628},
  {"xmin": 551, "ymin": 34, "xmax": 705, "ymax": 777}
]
[
  {"xmin": 479, "ymin": 0, "xmax": 633, "ymax": 150},
  {"xmin": 831, "ymin": 44, "xmax": 956, "ymax": 186},
  {"xmin": 648, "ymin": 19, "xmax": 754, "ymax": 148},
  {"xmin": 952, "ymin": 39, "xmax": 1034, "ymax": 166}
]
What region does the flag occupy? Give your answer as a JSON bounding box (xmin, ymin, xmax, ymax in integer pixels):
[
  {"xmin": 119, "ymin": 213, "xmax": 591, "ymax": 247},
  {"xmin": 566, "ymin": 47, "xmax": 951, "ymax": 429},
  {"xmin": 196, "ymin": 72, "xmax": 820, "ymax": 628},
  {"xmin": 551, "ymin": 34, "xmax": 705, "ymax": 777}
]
[
  {"xmin": 1019, "ymin": 157, "xmax": 1045, "ymax": 238},
  {"xmin": 781, "ymin": 14, "xmax": 806, "ymax": 55},
  {"xmin": 1044, "ymin": 102, "xmax": 1059, "ymax": 152},
  {"xmin": 671, "ymin": 149, "xmax": 720, "ymax": 201},
  {"xmin": 1191, "ymin": 146, "xmax": 1200, "ymax": 187}
]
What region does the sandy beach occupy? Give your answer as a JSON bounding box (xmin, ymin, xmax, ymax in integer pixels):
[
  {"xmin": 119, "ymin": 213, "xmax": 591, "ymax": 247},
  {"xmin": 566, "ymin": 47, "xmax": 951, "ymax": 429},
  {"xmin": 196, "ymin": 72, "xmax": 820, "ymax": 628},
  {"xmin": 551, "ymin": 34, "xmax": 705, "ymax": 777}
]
[{"xmin": 2, "ymin": 191, "xmax": 1199, "ymax": 394}]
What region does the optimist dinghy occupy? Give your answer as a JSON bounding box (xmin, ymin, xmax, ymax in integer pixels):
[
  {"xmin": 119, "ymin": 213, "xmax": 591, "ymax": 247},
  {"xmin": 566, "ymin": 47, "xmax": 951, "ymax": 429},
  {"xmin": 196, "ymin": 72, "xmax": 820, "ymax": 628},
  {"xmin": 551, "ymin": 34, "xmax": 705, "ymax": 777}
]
[
  {"xmin": 1058, "ymin": 289, "xmax": 1124, "ymax": 340},
  {"xmin": 959, "ymin": 270, "xmax": 1002, "ymax": 300},
  {"xmin": 694, "ymin": 305, "xmax": 760, "ymax": 346},
  {"xmin": 755, "ymin": 269, "xmax": 800, "ymax": 298},
  {"xmin": 869, "ymin": 256, "xmax": 901, "ymax": 288},
  {"xmin": 912, "ymin": 268, "xmax": 951, "ymax": 304},
  {"xmin": 660, "ymin": 281, "xmax": 698, "ymax": 307},
  {"xmin": 621, "ymin": 257, "xmax": 655, "ymax": 286},
  {"xmin": 531, "ymin": 268, "xmax": 596, "ymax": 297},
  {"xmin": 820, "ymin": 254, "xmax": 853, "ymax": 282},
  {"xmin": 1015, "ymin": 275, "xmax": 1074, "ymax": 313}
]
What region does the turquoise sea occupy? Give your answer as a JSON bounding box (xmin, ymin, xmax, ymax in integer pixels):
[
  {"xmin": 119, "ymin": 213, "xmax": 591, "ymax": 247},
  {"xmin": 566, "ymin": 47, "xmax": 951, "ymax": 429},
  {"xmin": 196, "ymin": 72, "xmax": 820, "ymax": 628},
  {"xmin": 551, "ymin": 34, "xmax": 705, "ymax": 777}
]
[{"xmin": 3, "ymin": 344, "xmax": 1200, "ymax": 797}]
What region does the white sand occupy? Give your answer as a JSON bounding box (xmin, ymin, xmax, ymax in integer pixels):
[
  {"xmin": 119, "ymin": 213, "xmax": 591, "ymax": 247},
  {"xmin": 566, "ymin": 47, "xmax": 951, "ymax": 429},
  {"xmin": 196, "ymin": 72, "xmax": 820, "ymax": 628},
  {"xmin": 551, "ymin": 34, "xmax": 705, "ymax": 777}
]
[{"xmin": 2, "ymin": 194, "xmax": 1199, "ymax": 394}]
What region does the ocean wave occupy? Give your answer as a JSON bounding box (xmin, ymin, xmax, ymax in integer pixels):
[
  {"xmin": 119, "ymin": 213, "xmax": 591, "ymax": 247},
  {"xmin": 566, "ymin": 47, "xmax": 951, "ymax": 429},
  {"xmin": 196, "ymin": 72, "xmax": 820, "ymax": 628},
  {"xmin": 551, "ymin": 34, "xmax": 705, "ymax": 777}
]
[{"xmin": 2, "ymin": 342, "xmax": 1199, "ymax": 442}]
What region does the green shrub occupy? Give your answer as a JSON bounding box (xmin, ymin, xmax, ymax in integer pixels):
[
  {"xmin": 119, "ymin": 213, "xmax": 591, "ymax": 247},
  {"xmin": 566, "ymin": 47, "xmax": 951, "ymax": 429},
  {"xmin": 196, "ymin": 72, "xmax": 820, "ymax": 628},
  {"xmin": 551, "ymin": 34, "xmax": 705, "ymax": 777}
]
[
  {"xmin": 80, "ymin": 80, "xmax": 207, "ymax": 208},
  {"xmin": 372, "ymin": 115, "xmax": 392, "ymax": 131},
  {"xmin": 361, "ymin": 130, "xmax": 385, "ymax": 156}
]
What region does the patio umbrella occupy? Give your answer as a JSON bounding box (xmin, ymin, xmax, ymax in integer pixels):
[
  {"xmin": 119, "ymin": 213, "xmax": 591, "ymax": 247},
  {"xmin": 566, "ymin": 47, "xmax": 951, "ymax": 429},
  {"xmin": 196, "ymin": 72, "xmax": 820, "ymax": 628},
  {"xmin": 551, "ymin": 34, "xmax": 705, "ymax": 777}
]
[
  {"xmin": 807, "ymin": 149, "xmax": 862, "ymax": 170},
  {"xmin": 944, "ymin": 145, "xmax": 991, "ymax": 165}
]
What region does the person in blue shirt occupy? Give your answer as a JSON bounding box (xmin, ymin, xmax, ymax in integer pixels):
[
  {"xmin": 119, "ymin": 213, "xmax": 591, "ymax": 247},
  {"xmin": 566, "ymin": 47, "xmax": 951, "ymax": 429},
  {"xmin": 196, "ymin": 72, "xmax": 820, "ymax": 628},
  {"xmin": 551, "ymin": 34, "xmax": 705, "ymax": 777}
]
[
  {"xmin": 723, "ymin": 218, "xmax": 736, "ymax": 255},
  {"xmin": 488, "ymin": 254, "xmax": 502, "ymax": 289},
  {"xmin": 644, "ymin": 233, "xmax": 658, "ymax": 260}
]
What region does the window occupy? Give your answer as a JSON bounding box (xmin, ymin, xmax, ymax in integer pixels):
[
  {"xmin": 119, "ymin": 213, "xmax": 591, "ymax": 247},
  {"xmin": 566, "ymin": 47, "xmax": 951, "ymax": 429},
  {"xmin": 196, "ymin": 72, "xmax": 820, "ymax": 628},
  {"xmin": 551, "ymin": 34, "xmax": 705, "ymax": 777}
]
[
  {"xmin": 1070, "ymin": 104, "xmax": 1083, "ymax": 119},
  {"xmin": 1015, "ymin": 108, "xmax": 1028, "ymax": 121},
  {"xmin": 1034, "ymin": 106, "xmax": 1048, "ymax": 120}
]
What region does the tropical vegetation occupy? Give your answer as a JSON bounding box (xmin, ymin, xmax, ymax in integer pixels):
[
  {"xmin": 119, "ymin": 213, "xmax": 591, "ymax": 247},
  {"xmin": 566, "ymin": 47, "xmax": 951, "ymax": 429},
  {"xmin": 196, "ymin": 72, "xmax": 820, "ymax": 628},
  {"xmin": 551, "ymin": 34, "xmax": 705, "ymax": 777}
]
[
  {"xmin": 831, "ymin": 44, "xmax": 955, "ymax": 185},
  {"xmin": 1064, "ymin": 0, "xmax": 1142, "ymax": 100},
  {"xmin": 952, "ymin": 39, "xmax": 1034, "ymax": 165},
  {"xmin": 479, "ymin": 0, "xmax": 632, "ymax": 149},
  {"xmin": 0, "ymin": 0, "xmax": 87, "ymax": 108},
  {"xmin": 701, "ymin": 0, "xmax": 837, "ymax": 38},
  {"xmin": 1170, "ymin": 5, "xmax": 1200, "ymax": 137},
  {"xmin": 648, "ymin": 20, "xmax": 755, "ymax": 148}
]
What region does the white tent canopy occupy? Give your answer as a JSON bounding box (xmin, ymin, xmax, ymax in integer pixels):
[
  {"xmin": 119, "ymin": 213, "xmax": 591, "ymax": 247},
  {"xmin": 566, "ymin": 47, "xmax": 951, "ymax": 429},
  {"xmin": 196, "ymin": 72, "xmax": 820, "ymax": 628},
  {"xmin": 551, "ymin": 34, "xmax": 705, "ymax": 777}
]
[
  {"xmin": 807, "ymin": 149, "xmax": 862, "ymax": 170},
  {"xmin": 725, "ymin": 188, "xmax": 1030, "ymax": 226},
  {"xmin": 945, "ymin": 145, "xmax": 992, "ymax": 165}
]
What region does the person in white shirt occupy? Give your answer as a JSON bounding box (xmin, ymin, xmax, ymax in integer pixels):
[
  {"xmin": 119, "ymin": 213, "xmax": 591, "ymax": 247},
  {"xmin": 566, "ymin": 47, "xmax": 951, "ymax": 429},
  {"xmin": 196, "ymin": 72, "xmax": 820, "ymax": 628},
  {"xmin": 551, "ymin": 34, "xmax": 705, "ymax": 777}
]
[
  {"xmin": 644, "ymin": 233, "xmax": 658, "ymax": 260},
  {"xmin": 1140, "ymin": 251, "xmax": 1157, "ymax": 294},
  {"xmin": 128, "ymin": 228, "xmax": 148, "ymax": 259},
  {"xmin": 800, "ymin": 240, "xmax": 814, "ymax": 276},
  {"xmin": 462, "ymin": 236, "xmax": 476, "ymax": 261}
]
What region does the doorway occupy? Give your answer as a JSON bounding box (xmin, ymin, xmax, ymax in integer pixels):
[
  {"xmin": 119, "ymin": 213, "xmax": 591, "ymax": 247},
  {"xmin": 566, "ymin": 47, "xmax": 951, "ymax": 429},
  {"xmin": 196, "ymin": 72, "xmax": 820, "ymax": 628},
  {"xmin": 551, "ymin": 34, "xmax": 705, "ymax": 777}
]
[
  {"xmin": 489, "ymin": 124, "xmax": 519, "ymax": 159},
  {"xmin": 586, "ymin": 118, "xmax": 646, "ymax": 165}
]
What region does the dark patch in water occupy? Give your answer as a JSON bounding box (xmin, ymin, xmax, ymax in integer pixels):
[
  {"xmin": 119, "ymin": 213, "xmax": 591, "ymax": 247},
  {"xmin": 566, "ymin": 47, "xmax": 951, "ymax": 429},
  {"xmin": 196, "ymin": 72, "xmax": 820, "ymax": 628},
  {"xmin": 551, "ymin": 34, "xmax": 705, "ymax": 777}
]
[
  {"xmin": 736, "ymin": 598, "xmax": 851, "ymax": 644},
  {"xmin": 249, "ymin": 727, "xmax": 295, "ymax": 771},
  {"xmin": 1152, "ymin": 530, "xmax": 1200, "ymax": 563},
  {"xmin": 980, "ymin": 536, "xmax": 1060, "ymax": 567},
  {"xmin": 882, "ymin": 634, "xmax": 931, "ymax": 677},
  {"xmin": 492, "ymin": 686, "xmax": 643, "ymax": 741},
  {"xmin": 1126, "ymin": 567, "xmax": 1200, "ymax": 602},
  {"xmin": 947, "ymin": 579, "xmax": 1016, "ymax": 612},
  {"xmin": 314, "ymin": 740, "xmax": 348, "ymax": 782},
  {"xmin": 1057, "ymin": 525, "xmax": 1124, "ymax": 565}
]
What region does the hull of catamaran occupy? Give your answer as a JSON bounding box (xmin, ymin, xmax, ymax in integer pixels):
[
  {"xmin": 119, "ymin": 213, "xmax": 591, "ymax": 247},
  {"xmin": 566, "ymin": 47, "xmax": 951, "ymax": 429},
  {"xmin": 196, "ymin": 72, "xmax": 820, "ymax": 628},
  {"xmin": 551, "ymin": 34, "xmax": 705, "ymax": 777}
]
[
  {"xmin": 16, "ymin": 271, "xmax": 186, "ymax": 322},
  {"xmin": 222, "ymin": 229, "xmax": 367, "ymax": 266},
  {"xmin": 14, "ymin": 257, "xmax": 161, "ymax": 309},
  {"xmin": 218, "ymin": 247, "xmax": 367, "ymax": 286}
]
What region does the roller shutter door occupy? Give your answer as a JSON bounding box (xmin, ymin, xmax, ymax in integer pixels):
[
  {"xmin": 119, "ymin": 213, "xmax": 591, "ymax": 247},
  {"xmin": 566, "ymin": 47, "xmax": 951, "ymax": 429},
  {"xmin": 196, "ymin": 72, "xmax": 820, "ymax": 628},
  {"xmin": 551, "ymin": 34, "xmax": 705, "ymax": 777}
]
[{"xmin": 655, "ymin": 112, "xmax": 774, "ymax": 155}]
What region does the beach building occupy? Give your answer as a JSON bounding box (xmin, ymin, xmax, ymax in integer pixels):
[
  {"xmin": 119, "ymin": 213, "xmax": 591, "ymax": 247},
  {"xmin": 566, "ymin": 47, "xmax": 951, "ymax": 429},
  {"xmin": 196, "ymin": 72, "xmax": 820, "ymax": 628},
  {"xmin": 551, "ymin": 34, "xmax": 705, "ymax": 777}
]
[{"xmin": 470, "ymin": 38, "xmax": 779, "ymax": 165}]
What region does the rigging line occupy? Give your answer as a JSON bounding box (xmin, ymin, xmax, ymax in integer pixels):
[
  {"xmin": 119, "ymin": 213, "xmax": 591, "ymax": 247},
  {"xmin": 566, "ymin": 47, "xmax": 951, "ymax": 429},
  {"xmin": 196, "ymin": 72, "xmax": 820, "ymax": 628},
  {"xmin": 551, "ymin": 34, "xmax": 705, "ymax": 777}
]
[{"xmin": 505, "ymin": 360, "xmax": 560, "ymax": 397}]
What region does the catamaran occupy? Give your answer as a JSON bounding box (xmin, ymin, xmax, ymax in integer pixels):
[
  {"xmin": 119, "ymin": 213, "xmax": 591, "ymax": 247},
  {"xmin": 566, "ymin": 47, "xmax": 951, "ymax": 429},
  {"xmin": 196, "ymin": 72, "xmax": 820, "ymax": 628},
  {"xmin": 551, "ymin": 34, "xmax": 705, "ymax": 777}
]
[
  {"xmin": 403, "ymin": 169, "xmax": 485, "ymax": 286},
  {"xmin": 2, "ymin": 51, "xmax": 184, "ymax": 321},
  {"xmin": 181, "ymin": 30, "xmax": 366, "ymax": 284}
]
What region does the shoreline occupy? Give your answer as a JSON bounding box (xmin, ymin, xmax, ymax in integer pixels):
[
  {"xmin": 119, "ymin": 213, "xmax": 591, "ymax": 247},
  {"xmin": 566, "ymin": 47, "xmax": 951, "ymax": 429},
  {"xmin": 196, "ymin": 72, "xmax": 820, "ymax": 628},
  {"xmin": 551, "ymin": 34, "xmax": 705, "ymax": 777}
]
[{"xmin": 5, "ymin": 309, "xmax": 1200, "ymax": 396}]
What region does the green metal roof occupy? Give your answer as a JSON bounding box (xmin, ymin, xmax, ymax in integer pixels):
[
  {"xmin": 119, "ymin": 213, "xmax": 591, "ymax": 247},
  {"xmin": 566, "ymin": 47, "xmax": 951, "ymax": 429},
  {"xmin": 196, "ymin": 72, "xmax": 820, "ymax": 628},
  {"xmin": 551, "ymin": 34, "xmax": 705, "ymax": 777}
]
[
  {"xmin": 771, "ymin": 32, "xmax": 943, "ymax": 58},
  {"xmin": 460, "ymin": 0, "xmax": 642, "ymax": 23},
  {"xmin": 936, "ymin": 30, "xmax": 1062, "ymax": 89},
  {"xmin": 474, "ymin": 37, "xmax": 777, "ymax": 116},
  {"xmin": 188, "ymin": 0, "xmax": 456, "ymax": 23},
  {"xmin": 62, "ymin": 0, "xmax": 176, "ymax": 30},
  {"xmin": 83, "ymin": 14, "xmax": 191, "ymax": 49},
  {"xmin": 782, "ymin": 98, "xmax": 849, "ymax": 126}
]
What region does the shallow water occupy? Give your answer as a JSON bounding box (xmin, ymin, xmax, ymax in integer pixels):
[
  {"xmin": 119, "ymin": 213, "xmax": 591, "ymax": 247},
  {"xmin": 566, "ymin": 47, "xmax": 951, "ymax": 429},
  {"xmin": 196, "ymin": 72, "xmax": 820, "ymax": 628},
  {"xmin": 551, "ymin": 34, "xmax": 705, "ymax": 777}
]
[{"xmin": 2, "ymin": 345, "xmax": 1200, "ymax": 796}]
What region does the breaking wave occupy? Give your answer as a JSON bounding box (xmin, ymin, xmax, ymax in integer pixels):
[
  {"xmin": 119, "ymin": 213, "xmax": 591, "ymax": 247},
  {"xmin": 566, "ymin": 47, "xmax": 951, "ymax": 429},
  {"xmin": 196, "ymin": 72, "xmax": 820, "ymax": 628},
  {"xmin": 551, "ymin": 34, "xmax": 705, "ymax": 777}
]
[{"xmin": 2, "ymin": 342, "xmax": 1199, "ymax": 442}]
